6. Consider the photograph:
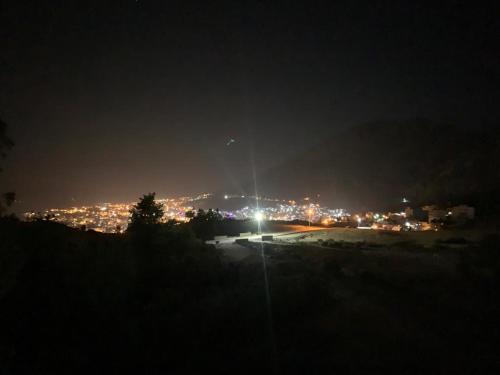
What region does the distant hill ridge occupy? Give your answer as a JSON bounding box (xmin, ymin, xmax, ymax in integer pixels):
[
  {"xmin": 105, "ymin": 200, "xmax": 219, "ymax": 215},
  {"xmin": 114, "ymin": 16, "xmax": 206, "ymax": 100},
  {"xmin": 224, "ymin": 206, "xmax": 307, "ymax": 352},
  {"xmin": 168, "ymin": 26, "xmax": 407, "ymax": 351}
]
[{"xmin": 242, "ymin": 119, "xmax": 500, "ymax": 212}]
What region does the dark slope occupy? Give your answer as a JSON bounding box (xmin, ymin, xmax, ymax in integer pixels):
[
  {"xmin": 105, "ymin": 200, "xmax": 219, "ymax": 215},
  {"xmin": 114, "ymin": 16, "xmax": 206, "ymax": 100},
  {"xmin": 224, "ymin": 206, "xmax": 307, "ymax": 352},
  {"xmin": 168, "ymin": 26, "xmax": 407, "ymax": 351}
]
[{"xmin": 245, "ymin": 119, "xmax": 500, "ymax": 212}]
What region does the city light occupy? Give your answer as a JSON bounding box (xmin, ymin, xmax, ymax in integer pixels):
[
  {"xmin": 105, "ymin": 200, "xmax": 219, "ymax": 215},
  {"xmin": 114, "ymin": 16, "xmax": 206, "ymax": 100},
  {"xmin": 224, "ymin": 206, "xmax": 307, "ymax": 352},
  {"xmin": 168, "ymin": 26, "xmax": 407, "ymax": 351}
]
[
  {"xmin": 25, "ymin": 193, "xmax": 350, "ymax": 233},
  {"xmin": 23, "ymin": 193, "xmax": 447, "ymax": 233}
]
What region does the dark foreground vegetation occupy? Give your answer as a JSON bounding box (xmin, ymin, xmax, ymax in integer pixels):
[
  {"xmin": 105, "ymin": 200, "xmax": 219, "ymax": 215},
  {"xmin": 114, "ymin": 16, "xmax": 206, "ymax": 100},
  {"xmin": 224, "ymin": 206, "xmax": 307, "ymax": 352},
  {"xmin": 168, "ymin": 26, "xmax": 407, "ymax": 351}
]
[{"xmin": 1, "ymin": 217, "xmax": 500, "ymax": 374}]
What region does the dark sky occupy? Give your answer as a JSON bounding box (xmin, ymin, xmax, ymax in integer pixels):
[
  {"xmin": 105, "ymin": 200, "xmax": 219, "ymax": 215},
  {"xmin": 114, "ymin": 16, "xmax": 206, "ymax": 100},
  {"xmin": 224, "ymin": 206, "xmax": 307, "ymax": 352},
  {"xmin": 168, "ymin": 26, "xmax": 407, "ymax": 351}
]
[{"xmin": 1, "ymin": 1, "xmax": 499, "ymax": 211}]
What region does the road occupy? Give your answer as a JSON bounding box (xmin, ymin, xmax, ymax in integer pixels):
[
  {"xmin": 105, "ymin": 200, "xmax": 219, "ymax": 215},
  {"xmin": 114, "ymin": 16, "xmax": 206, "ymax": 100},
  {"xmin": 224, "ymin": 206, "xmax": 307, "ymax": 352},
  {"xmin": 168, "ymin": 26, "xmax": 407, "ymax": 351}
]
[
  {"xmin": 207, "ymin": 225, "xmax": 325, "ymax": 261},
  {"xmin": 207, "ymin": 225, "xmax": 325, "ymax": 244},
  {"xmin": 209, "ymin": 224, "xmax": 488, "ymax": 262}
]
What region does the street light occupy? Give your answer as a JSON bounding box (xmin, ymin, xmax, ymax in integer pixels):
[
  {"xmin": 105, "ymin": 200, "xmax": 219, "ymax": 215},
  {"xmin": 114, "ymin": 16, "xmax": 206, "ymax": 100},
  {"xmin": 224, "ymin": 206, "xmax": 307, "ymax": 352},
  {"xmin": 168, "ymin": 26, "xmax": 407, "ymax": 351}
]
[
  {"xmin": 255, "ymin": 212, "xmax": 263, "ymax": 234},
  {"xmin": 307, "ymin": 208, "xmax": 314, "ymax": 226}
]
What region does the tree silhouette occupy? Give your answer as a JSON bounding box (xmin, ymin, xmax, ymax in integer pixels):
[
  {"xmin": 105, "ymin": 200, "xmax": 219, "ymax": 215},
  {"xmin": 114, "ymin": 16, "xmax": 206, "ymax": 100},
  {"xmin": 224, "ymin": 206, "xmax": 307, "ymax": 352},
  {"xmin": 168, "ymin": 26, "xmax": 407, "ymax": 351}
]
[
  {"xmin": 0, "ymin": 118, "xmax": 15, "ymax": 216},
  {"xmin": 188, "ymin": 208, "xmax": 223, "ymax": 240},
  {"xmin": 3, "ymin": 191, "xmax": 15, "ymax": 206},
  {"xmin": 128, "ymin": 193, "xmax": 164, "ymax": 231},
  {"xmin": 0, "ymin": 118, "xmax": 14, "ymax": 164}
]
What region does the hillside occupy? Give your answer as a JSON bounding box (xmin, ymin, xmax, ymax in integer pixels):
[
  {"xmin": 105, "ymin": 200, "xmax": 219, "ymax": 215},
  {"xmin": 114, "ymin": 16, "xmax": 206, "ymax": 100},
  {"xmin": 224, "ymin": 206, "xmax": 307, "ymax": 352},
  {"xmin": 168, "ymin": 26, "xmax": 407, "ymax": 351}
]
[
  {"xmin": 247, "ymin": 119, "xmax": 500, "ymax": 212},
  {"xmin": 2, "ymin": 218, "xmax": 500, "ymax": 373}
]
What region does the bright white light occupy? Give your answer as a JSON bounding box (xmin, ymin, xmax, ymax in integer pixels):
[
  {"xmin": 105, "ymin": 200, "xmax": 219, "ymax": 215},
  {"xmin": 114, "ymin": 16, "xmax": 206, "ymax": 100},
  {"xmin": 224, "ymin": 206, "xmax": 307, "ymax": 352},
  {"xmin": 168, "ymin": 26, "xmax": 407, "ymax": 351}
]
[
  {"xmin": 405, "ymin": 221, "xmax": 411, "ymax": 227},
  {"xmin": 255, "ymin": 212, "xmax": 264, "ymax": 222},
  {"xmin": 224, "ymin": 195, "xmax": 228, "ymax": 199}
]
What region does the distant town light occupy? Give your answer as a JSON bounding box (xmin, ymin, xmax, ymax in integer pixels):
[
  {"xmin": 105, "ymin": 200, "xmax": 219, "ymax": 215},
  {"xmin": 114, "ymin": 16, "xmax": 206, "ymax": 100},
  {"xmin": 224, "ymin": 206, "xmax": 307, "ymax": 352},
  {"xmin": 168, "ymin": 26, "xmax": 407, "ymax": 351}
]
[
  {"xmin": 27, "ymin": 194, "xmax": 350, "ymax": 233},
  {"xmin": 224, "ymin": 195, "xmax": 228, "ymax": 199}
]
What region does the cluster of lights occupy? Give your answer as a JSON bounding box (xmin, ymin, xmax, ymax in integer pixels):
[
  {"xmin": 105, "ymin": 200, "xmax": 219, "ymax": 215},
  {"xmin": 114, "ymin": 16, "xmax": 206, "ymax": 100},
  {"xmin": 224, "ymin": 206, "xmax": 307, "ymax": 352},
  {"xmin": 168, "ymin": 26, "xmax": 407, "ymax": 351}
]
[
  {"xmin": 25, "ymin": 194, "xmax": 442, "ymax": 233},
  {"xmin": 24, "ymin": 189, "xmax": 469, "ymax": 235},
  {"xmin": 355, "ymin": 210, "xmax": 436, "ymax": 231},
  {"xmin": 24, "ymin": 194, "xmax": 212, "ymax": 233},
  {"xmin": 27, "ymin": 193, "xmax": 437, "ymax": 233},
  {"xmin": 25, "ymin": 194, "xmax": 351, "ymax": 232},
  {"xmin": 227, "ymin": 203, "xmax": 348, "ymax": 223}
]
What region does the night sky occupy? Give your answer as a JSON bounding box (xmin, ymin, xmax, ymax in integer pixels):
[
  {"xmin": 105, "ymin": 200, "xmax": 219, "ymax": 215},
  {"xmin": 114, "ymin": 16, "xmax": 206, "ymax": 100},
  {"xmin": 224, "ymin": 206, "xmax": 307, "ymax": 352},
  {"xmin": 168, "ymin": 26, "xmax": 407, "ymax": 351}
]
[{"xmin": 1, "ymin": 1, "xmax": 499, "ymax": 211}]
